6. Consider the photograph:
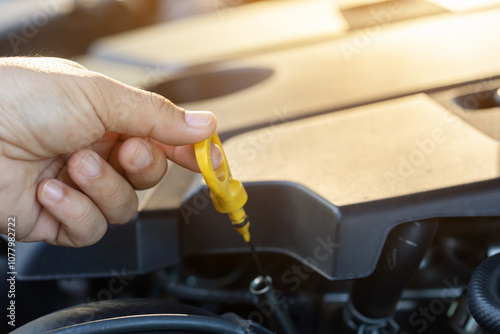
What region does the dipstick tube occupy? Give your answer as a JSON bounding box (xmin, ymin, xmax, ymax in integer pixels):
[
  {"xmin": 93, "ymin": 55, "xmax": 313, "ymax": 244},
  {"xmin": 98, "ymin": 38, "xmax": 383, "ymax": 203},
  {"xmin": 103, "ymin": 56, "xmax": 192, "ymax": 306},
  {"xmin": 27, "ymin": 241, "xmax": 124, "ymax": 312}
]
[{"xmin": 250, "ymin": 275, "xmax": 298, "ymax": 334}]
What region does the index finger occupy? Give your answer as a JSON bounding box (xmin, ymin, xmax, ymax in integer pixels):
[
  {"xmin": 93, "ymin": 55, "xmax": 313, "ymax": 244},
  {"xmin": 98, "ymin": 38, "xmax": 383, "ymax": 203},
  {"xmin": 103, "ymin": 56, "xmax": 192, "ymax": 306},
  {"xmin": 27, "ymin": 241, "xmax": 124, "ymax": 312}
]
[{"xmin": 84, "ymin": 72, "xmax": 217, "ymax": 146}]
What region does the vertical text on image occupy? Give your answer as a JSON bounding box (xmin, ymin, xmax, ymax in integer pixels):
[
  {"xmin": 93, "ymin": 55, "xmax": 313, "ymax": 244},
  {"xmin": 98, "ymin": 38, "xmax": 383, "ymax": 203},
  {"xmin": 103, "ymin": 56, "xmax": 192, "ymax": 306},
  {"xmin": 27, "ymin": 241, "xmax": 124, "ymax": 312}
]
[{"xmin": 6, "ymin": 217, "xmax": 17, "ymax": 327}]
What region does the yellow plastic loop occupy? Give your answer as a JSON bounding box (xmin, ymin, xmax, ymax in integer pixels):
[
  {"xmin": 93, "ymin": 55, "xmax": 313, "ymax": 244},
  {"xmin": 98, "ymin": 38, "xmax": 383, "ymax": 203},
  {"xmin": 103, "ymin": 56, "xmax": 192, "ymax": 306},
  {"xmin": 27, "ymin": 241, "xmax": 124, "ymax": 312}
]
[{"xmin": 194, "ymin": 132, "xmax": 251, "ymax": 242}]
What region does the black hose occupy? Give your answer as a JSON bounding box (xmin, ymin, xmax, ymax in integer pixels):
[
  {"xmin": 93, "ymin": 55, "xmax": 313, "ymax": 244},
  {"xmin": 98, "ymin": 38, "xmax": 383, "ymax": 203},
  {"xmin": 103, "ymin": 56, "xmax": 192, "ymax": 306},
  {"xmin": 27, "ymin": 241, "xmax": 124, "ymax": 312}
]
[
  {"xmin": 10, "ymin": 299, "xmax": 219, "ymax": 333},
  {"xmin": 467, "ymin": 252, "xmax": 500, "ymax": 334},
  {"xmin": 350, "ymin": 220, "xmax": 437, "ymax": 319},
  {"xmin": 41, "ymin": 314, "xmax": 252, "ymax": 334},
  {"xmin": 163, "ymin": 279, "xmax": 257, "ymax": 304}
]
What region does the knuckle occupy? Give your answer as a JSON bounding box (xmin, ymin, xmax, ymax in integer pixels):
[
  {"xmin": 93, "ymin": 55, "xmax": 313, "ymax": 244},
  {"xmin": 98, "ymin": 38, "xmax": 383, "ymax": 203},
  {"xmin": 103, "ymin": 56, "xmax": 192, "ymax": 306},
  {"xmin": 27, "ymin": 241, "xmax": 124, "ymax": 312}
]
[
  {"xmin": 106, "ymin": 178, "xmax": 127, "ymax": 203},
  {"xmin": 103, "ymin": 180, "xmax": 138, "ymax": 224},
  {"xmin": 150, "ymin": 92, "xmax": 182, "ymax": 122},
  {"xmin": 71, "ymin": 201, "xmax": 106, "ymax": 247},
  {"xmin": 74, "ymin": 199, "xmax": 97, "ymax": 227}
]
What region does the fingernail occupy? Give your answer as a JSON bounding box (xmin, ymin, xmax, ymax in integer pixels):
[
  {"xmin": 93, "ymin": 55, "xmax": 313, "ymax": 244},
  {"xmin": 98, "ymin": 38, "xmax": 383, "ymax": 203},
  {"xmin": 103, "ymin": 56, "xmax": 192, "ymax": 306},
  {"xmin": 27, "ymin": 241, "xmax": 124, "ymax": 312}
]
[
  {"xmin": 43, "ymin": 181, "xmax": 63, "ymax": 201},
  {"xmin": 78, "ymin": 151, "xmax": 101, "ymax": 178},
  {"xmin": 185, "ymin": 111, "xmax": 214, "ymax": 129},
  {"xmin": 211, "ymin": 143, "xmax": 223, "ymax": 169},
  {"xmin": 131, "ymin": 142, "xmax": 152, "ymax": 169}
]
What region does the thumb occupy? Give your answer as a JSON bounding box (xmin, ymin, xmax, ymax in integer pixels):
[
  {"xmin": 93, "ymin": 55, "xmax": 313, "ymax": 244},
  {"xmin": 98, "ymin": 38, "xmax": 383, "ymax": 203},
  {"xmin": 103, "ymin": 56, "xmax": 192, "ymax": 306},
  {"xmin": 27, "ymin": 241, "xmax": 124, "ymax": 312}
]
[{"xmin": 89, "ymin": 74, "xmax": 217, "ymax": 146}]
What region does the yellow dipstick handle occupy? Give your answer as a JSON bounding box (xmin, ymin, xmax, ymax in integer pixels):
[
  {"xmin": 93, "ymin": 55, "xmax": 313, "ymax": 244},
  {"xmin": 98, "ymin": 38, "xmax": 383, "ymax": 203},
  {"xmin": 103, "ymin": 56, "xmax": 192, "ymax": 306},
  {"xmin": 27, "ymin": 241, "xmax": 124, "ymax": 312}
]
[{"xmin": 194, "ymin": 132, "xmax": 251, "ymax": 242}]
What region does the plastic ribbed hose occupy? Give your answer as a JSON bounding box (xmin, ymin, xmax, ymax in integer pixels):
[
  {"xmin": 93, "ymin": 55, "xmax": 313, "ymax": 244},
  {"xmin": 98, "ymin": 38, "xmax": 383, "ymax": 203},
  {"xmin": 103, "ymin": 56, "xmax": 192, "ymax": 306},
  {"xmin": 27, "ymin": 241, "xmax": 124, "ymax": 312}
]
[{"xmin": 467, "ymin": 253, "xmax": 500, "ymax": 334}]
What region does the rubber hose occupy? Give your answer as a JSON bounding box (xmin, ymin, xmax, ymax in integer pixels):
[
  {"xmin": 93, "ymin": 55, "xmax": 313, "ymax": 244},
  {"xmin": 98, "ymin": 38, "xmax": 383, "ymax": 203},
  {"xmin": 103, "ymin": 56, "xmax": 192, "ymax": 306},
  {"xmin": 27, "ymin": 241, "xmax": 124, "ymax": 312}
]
[
  {"xmin": 40, "ymin": 315, "xmax": 250, "ymax": 334},
  {"xmin": 467, "ymin": 252, "xmax": 500, "ymax": 334},
  {"xmin": 162, "ymin": 279, "xmax": 311, "ymax": 309},
  {"xmin": 350, "ymin": 220, "xmax": 437, "ymax": 319},
  {"xmin": 165, "ymin": 280, "xmax": 257, "ymax": 304},
  {"xmin": 10, "ymin": 299, "xmax": 217, "ymax": 334}
]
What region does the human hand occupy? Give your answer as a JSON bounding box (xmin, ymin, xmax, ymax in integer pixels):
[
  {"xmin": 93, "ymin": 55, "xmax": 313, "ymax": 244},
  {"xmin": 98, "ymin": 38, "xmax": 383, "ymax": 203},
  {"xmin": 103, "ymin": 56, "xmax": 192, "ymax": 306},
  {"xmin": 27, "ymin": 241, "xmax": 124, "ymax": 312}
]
[{"xmin": 0, "ymin": 57, "xmax": 220, "ymax": 247}]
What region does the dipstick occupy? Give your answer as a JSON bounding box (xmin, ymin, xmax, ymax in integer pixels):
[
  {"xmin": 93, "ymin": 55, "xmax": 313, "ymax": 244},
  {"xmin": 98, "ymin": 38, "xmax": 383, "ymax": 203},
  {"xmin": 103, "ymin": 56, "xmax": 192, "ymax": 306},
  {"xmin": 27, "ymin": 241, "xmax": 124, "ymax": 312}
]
[{"xmin": 194, "ymin": 132, "xmax": 265, "ymax": 277}]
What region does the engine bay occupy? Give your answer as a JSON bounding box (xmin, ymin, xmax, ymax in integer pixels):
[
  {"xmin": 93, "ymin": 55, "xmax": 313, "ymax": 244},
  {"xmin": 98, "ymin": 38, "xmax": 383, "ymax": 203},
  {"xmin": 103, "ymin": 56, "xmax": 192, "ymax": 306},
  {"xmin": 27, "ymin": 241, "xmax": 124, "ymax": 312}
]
[{"xmin": 2, "ymin": 1, "xmax": 500, "ymax": 333}]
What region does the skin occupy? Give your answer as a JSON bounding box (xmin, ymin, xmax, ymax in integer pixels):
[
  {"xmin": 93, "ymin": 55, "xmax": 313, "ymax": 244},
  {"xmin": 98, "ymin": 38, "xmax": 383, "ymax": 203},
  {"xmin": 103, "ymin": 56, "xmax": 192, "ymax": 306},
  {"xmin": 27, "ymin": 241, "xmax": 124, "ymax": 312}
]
[{"xmin": 0, "ymin": 57, "xmax": 222, "ymax": 247}]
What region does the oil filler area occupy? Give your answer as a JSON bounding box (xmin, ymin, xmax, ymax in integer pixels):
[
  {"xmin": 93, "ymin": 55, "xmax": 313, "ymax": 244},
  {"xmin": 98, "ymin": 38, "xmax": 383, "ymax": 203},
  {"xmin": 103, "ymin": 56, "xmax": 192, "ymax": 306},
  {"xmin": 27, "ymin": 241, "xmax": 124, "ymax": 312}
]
[{"xmin": 2, "ymin": 0, "xmax": 500, "ymax": 333}]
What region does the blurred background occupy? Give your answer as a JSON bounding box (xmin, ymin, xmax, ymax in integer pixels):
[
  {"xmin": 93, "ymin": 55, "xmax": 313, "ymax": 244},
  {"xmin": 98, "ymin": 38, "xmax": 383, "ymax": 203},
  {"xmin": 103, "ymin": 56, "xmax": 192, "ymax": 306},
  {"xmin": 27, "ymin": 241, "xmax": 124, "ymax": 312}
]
[{"xmin": 2, "ymin": 1, "xmax": 500, "ymax": 334}]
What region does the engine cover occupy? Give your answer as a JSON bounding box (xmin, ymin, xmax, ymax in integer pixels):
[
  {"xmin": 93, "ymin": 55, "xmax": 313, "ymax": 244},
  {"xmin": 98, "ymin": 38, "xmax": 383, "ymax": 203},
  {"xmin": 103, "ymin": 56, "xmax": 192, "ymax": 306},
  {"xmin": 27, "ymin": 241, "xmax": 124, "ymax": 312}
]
[{"xmin": 181, "ymin": 94, "xmax": 500, "ymax": 280}]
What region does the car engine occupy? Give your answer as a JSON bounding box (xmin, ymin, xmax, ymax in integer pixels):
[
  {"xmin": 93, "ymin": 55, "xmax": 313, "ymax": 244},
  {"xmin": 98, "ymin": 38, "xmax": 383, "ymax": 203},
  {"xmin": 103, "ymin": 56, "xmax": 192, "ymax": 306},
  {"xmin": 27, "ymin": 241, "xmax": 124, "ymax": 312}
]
[{"xmin": 1, "ymin": 1, "xmax": 500, "ymax": 333}]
